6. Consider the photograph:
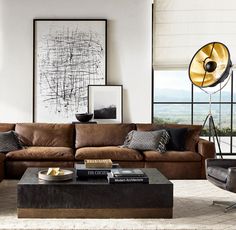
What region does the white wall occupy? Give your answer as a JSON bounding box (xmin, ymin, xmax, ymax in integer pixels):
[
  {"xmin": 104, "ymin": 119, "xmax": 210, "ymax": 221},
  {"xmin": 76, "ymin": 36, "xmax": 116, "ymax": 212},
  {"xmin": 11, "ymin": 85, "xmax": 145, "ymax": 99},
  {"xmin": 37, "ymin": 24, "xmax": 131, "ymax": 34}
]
[{"xmin": 0, "ymin": 0, "xmax": 152, "ymax": 123}]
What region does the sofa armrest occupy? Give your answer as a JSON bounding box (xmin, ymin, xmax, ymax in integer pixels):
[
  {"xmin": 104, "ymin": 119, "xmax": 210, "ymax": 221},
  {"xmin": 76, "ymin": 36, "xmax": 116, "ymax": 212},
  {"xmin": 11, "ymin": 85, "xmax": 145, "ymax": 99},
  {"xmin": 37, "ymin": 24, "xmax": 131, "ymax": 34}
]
[
  {"xmin": 0, "ymin": 153, "xmax": 5, "ymax": 182},
  {"xmin": 198, "ymin": 138, "xmax": 216, "ymax": 159},
  {"xmin": 226, "ymin": 167, "xmax": 236, "ymax": 192}
]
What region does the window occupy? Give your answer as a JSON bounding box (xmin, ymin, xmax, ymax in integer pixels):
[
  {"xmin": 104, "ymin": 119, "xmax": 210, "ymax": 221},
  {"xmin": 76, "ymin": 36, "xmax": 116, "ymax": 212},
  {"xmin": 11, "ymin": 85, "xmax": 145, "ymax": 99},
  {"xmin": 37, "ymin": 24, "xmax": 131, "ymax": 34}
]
[{"xmin": 152, "ymin": 69, "xmax": 235, "ymax": 155}]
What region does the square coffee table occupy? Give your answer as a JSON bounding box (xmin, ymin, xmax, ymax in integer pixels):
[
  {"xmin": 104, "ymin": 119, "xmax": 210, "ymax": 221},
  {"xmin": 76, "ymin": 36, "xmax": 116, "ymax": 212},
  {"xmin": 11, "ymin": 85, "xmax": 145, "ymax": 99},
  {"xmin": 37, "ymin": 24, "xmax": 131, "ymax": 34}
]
[{"xmin": 17, "ymin": 168, "xmax": 173, "ymax": 218}]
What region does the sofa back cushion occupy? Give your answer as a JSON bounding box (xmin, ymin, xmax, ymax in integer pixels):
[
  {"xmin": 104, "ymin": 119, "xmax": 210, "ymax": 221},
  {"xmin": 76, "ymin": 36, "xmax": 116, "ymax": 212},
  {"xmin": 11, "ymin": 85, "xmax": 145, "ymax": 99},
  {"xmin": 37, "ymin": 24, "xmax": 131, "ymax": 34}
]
[
  {"xmin": 136, "ymin": 123, "xmax": 202, "ymax": 152},
  {"xmin": 0, "ymin": 123, "xmax": 15, "ymax": 132},
  {"xmin": 75, "ymin": 123, "xmax": 136, "ymax": 148},
  {"xmin": 15, "ymin": 123, "xmax": 74, "ymax": 147}
]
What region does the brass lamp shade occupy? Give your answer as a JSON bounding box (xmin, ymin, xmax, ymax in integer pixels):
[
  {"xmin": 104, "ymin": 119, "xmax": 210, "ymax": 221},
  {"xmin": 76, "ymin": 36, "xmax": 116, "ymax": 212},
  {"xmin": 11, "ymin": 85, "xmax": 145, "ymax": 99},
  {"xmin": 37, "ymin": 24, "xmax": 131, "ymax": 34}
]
[{"xmin": 189, "ymin": 42, "xmax": 232, "ymax": 88}]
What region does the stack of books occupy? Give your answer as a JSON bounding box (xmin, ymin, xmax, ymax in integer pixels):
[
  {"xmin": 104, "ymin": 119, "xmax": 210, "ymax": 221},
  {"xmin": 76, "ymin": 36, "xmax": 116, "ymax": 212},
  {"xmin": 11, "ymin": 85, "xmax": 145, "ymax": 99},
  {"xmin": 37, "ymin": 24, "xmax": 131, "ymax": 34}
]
[
  {"xmin": 107, "ymin": 168, "xmax": 149, "ymax": 184},
  {"xmin": 75, "ymin": 159, "xmax": 119, "ymax": 178}
]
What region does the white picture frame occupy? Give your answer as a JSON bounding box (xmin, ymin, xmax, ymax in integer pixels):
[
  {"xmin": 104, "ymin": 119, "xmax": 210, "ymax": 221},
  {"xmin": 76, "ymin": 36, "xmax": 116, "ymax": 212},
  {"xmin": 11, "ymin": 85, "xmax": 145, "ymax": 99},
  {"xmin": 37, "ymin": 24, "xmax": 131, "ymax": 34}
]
[{"xmin": 88, "ymin": 85, "xmax": 123, "ymax": 123}]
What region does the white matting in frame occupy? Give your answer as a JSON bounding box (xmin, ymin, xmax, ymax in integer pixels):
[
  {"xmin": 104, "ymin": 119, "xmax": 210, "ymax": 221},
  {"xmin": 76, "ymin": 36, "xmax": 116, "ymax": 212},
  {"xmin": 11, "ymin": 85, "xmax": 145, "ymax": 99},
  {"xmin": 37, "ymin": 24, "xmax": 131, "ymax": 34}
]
[{"xmin": 88, "ymin": 85, "xmax": 123, "ymax": 123}]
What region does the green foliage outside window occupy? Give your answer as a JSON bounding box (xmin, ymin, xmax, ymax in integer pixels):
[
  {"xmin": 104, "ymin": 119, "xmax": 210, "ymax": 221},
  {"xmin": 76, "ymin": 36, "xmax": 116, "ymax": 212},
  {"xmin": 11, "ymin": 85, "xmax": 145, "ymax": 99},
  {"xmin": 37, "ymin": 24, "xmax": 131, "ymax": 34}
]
[{"xmin": 153, "ymin": 117, "xmax": 235, "ymax": 136}]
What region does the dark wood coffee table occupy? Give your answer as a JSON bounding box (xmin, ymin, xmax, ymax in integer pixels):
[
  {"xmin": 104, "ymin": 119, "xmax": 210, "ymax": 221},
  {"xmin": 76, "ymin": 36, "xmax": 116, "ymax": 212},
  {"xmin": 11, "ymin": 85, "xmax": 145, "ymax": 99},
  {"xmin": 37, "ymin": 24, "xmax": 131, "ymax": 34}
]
[{"xmin": 17, "ymin": 168, "xmax": 173, "ymax": 218}]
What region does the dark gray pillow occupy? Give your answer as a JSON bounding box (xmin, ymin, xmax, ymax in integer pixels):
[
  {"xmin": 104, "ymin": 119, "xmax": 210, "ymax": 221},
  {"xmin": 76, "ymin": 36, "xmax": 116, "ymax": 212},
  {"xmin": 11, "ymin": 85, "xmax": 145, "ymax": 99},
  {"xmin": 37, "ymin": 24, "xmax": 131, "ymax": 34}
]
[
  {"xmin": 123, "ymin": 130, "xmax": 169, "ymax": 152},
  {"xmin": 0, "ymin": 131, "xmax": 22, "ymax": 153}
]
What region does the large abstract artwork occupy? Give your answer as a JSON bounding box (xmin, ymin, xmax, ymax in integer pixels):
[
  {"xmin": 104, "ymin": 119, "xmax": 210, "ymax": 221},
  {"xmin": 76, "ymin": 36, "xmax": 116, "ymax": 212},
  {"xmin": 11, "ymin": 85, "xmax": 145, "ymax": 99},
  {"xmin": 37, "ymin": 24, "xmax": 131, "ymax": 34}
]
[{"xmin": 33, "ymin": 19, "xmax": 107, "ymax": 122}]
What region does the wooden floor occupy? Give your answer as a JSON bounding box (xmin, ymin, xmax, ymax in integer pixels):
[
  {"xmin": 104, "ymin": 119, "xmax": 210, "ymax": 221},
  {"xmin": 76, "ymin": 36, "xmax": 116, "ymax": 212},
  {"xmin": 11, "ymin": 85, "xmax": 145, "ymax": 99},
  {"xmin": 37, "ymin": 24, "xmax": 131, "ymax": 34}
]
[{"xmin": 1, "ymin": 180, "xmax": 236, "ymax": 229}]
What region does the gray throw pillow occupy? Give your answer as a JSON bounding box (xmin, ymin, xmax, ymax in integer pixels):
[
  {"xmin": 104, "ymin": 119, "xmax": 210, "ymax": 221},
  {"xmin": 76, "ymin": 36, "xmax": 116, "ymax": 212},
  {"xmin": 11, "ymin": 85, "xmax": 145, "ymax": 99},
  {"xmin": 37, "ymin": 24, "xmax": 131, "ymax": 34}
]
[
  {"xmin": 0, "ymin": 131, "xmax": 22, "ymax": 153},
  {"xmin": 123, "ymin": 130, "xmax": 169, "ymax": 152}
]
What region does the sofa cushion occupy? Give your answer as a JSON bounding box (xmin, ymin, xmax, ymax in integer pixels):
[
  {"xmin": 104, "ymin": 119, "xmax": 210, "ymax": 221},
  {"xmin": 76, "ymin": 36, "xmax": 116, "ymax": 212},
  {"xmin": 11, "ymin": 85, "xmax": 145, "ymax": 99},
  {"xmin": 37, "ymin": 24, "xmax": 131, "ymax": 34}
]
[
  {"xmin": 0, "ymin": 154, "xmax": 4, "ymax": 181},
  {"xmin": 75, "ymin": 146, "xmax": 143, "ymax": 161},
  {"xmin": 75, "ymin": 124, "xmax": 136, "ymax": 148},
  {"xmin": 123, "ymin": 130, "xmax": 169, "ymax": 152},
  {"xmin": 6, "ymin": 147, "xmax": 74, "ymax": 161},
  {"xmin": 144, "ymin": 161, "xmax": 201, "ymax": 179},
  {"xmin": 136, "ymin": 123, "xmax": 202, "ymax": 152},
  {"xmin": 142, "ymin": 150, "xmax": 201, "ymax": 162},
  {"xmin": 166, "ymin": 128, "xmax": 188, "ymax": 151},
  {"xmin": 0, "ymin": 153, "xmax": 5, "ymax": 162},
  {"xmin": 136, "ymin": 123, "xmax": 163, "ymax": 132},
  {"xmin": 0, "ymin": 123, "xmax": 15, "ymax": 132},
  {"xmin": 207, "ymin": 166, "xmax": 228, "ymax": 183},
  {"xmin": 15, "ymin": 123, "xmax": 74, "ymax": 147}
]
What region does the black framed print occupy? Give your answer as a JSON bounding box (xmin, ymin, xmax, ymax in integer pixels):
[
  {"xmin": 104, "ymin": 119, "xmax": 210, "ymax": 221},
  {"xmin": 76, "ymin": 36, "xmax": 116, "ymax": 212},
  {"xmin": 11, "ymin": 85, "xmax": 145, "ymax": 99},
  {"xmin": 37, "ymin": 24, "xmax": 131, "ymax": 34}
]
[
  {"xmin": 33, "ymin": 19, "xmax": 107, "ymax": 122},
  {"xmin": 88, "ymin": 85, "xmax": 123, "ymax": 123}
]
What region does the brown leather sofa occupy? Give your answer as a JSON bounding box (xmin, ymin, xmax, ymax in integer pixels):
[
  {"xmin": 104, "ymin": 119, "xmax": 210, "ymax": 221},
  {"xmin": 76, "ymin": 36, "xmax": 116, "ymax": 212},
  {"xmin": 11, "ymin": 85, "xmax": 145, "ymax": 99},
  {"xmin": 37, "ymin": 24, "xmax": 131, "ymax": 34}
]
[{"xmin": 0, "ymin": 122, "xmax": 215, "ymax": 180}]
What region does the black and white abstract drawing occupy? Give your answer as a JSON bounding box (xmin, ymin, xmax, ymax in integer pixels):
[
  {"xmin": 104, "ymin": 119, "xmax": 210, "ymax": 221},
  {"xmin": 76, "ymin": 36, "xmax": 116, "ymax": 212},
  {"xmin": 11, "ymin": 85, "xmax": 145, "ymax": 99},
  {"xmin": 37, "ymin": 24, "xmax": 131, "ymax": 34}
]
[
  {"xmin": 33, "ymin": 19, "xmax": 107, "ymax": 122},
  {"xmin": 88, "ymin": 85, "xmax": 123, "ymax": 123}
]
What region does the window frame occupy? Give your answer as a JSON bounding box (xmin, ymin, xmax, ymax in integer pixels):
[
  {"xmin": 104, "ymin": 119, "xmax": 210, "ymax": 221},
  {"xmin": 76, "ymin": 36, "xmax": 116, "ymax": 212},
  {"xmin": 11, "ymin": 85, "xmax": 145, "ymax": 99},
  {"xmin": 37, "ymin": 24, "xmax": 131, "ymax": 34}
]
[{"xmin": 152, "ymin": 68, "xmax": 235, "ymax": 156}]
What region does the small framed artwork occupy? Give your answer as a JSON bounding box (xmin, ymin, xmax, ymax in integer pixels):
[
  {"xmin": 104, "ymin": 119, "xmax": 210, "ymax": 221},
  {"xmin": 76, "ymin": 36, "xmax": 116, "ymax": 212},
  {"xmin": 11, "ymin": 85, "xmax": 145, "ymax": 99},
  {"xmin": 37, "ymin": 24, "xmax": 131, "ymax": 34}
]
[
  {"xmin": 88, "ymin": 85, "xmax": 123, "ymax": 123},
  {"xmin": 33, "ymin": 19, "xmax": 107, "ymax": 122}
]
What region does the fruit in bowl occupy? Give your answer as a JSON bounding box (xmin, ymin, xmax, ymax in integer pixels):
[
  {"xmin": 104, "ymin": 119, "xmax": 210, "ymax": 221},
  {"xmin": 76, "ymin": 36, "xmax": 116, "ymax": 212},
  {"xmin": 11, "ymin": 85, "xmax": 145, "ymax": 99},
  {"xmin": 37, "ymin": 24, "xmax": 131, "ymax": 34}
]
[
  {"xmin": 75, "ymin": 113, "xmax": 93, "ymax": 122},
  {"xmin": 47, "ymin": 167, "xmax": 64, "ymax": 176}
]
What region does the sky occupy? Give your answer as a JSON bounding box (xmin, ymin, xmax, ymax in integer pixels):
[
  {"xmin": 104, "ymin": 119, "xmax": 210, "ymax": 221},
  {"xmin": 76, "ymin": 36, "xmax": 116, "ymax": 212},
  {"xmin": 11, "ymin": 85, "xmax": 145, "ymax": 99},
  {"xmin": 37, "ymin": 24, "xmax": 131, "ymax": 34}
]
[{"xmin": 154, "ymin": 70, "xmax": 232, "ymax": 93}]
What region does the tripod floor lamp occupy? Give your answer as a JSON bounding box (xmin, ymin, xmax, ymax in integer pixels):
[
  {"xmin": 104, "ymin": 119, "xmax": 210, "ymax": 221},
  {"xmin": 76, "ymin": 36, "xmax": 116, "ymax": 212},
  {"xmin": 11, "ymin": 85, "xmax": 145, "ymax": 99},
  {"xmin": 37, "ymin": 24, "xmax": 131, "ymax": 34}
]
[{"xmin": 188, "ymin": 42, "xmax": 233, "ymax": 159}]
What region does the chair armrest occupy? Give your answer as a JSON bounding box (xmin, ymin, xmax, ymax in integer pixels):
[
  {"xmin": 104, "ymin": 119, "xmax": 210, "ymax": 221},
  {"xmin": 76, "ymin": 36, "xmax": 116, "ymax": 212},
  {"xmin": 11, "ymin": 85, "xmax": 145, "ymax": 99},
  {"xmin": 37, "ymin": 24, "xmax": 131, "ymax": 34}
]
[
  {"xmin": 226, "ymin": 167, "xmax": 236, "ymax": 192},
  {"xmin": 198, "ymin": 138, "xmax": 216, "ymax": 159}
]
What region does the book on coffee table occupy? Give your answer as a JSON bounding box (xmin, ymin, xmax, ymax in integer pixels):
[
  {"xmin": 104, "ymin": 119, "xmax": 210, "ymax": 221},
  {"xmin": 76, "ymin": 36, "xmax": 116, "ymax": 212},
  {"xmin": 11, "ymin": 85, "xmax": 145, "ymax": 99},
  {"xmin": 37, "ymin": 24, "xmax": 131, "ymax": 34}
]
[
  {"xmin": 107, "ymin": 172, "xmax": 149, "ymax": 184},
  {"xmin": 111, "ymin": 168, "xmax": 145, "ymax": 177},
  {"xmin": 75, "ymin": 163, "xmax": 119, "ymax": 178}
]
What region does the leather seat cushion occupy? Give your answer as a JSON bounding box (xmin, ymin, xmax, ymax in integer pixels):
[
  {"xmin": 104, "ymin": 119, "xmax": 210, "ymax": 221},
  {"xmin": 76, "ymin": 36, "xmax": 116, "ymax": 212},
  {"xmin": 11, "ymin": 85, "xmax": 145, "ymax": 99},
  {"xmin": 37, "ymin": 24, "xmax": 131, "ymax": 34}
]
[
  {"xmin": 207, "ymin": 166, "xmax": 228, "ymax": 183},
  {"xmin": 75, "ymin": 146, "xmax": 143, "ymax": 161},
  {"xmin": 6, "ymin": 147, "xmax": 74, "ymax": 161},
  {"xmin": 143, "ymin": 150, "xmax": 201, "ymax": 162}
]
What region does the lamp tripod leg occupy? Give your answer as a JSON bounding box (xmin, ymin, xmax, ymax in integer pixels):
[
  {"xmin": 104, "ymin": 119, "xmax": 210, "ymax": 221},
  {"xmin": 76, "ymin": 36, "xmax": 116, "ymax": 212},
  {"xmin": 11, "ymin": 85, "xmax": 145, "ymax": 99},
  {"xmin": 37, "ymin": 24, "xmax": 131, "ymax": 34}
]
[
  {"xmin": 210, "ymin": 116, "xmax": 223, "ymax": 159},
  {"xmin": 201, "ymin": 114, "xmax": 211, "ymax": 141},
  {"xmin": 201, "ymin": 114, "xmax": 223, "ymax": 159},
  {"xmin": 202, "ymin": 114, "xmax": 211, "ymax": 128}
]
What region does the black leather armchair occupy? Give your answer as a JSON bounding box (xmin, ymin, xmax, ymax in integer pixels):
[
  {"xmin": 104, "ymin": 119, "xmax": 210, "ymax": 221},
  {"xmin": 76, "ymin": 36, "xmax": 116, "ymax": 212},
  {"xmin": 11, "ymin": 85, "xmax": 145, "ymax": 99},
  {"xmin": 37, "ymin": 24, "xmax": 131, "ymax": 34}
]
[{"xmin": 206, "ymin": 159, "xmax": 236, "ymax": 212}]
